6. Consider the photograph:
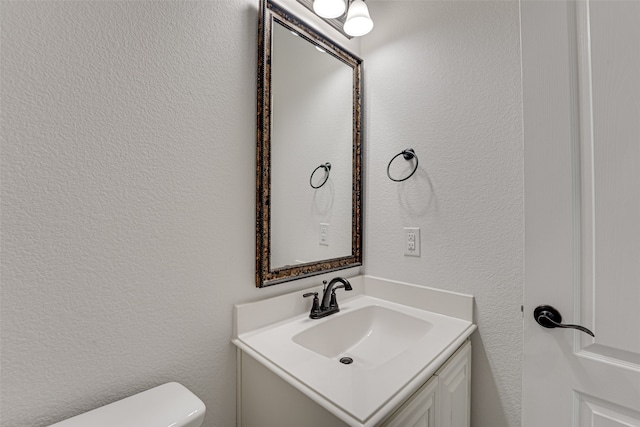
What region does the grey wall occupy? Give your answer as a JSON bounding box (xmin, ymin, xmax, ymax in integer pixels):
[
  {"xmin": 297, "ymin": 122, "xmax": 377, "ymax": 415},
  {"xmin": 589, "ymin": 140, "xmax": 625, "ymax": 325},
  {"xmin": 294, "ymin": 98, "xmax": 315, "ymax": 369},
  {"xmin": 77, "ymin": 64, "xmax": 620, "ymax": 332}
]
[{"xmin": 361, "ymin": 2, "xmax": 524, "ymax": 427}]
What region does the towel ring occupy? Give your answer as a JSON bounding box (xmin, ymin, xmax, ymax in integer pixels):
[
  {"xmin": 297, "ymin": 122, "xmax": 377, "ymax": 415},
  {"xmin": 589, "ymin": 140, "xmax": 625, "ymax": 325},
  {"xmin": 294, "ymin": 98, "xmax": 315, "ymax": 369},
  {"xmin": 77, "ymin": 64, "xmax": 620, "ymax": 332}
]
[
  {"xmin": 310, "ymin": 162, "xmax": 331, "ymax": 189},
  {"xmin": 387, "ymin": 149, "xmax": 418, "ymax": 182}
]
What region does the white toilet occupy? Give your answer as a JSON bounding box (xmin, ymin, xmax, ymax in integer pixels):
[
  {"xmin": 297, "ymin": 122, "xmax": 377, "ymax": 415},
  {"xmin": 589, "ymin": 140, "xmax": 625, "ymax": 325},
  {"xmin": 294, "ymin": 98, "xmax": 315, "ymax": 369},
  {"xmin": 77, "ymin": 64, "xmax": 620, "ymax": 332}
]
[{"xmin": 48, "ymin": 382, "xmax": 206, "ymax": 427}]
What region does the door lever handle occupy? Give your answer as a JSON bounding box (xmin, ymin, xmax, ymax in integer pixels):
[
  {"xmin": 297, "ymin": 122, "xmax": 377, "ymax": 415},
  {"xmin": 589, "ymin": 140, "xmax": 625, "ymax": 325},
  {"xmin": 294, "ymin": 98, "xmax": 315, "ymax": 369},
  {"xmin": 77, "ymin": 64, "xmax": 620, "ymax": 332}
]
[{"xmin": 534, "ymin": 305, "xmax": 595, "ymax": 337}]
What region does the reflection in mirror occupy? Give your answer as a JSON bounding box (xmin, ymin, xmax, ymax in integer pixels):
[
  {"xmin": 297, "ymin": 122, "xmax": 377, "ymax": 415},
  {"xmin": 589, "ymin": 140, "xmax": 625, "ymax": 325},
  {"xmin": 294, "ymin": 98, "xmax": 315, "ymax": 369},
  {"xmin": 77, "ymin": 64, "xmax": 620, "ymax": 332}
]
[
  {"xmin": 270, "ymin": 23, "xmax": 353, "ymax": 269},
  {"xmin": 256, "ymin": 0, "xmax": 362, "ymax": 287}
]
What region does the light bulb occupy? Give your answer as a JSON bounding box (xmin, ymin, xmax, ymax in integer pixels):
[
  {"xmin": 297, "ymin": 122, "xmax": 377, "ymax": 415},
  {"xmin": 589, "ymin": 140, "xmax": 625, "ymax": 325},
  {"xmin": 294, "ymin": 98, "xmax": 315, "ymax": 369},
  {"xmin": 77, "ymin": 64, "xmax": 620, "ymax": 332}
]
[
  {"xmin": 313, "ymin": 0, "xmax": 346, "ymax": 19},
  {"xmin": 344, "ymin": 0, "xmax": 373, "ymax": 37}
]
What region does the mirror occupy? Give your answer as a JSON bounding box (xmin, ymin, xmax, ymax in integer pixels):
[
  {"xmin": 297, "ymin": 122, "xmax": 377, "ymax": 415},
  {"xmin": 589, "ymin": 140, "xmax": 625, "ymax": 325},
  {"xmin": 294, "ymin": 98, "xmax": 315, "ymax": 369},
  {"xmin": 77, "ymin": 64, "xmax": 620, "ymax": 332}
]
[{"xmin": 256, "ymin": 0, "xmax": 362, "ymax": 287}]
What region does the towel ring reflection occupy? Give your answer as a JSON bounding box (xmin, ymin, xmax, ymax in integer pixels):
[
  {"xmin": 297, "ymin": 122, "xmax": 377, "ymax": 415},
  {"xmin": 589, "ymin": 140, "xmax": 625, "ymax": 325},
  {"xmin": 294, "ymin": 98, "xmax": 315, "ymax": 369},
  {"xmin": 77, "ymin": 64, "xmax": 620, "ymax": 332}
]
[
  {"xmin": 387, "ymin": 149, "xmax": 418, "ymax": 182},
  {"xmin": 310, "ymin": 162, "xmax": 331, "ymax": 189}
]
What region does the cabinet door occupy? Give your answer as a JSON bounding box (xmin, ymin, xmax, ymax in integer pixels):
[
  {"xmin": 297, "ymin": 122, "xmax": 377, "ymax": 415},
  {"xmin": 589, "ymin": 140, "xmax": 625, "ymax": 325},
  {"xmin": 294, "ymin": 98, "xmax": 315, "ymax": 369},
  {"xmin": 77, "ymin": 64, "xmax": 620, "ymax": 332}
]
[
  {"xmin": 436, "ymin": 341, "xmax": 471, "ymax": 427},
  {"xmin": 381, "ymin": 376, "xmax": 438, "ymax": 427}
]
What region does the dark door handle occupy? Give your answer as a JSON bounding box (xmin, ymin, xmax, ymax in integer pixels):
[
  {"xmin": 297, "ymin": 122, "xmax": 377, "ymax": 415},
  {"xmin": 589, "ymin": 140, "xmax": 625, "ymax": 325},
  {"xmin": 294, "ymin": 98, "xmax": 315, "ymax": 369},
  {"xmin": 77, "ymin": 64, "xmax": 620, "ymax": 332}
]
[{"xmin": 534, "ymin": 305, "xmax": 595, "ymax": 337}]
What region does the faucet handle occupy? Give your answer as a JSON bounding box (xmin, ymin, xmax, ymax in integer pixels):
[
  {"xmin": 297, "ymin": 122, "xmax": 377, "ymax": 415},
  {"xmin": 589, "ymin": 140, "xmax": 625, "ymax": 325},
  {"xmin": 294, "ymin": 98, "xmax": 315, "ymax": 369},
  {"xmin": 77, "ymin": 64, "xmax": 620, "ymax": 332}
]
[
  {"xmin": 303, "ymin": 292, "xmax": 320, "ymax": 316},
  {"xmin": 329, "ymin": 289, "xmax": 339, "ymax": 309}
]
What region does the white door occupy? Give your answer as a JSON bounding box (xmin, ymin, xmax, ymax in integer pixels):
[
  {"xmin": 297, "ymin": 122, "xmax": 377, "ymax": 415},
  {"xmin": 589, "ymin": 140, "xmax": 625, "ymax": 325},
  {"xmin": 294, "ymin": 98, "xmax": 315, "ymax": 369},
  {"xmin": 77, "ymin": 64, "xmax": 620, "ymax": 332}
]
[{"xmin": 522, "ymin": 1, "xmax": 640, "ymax": 426}]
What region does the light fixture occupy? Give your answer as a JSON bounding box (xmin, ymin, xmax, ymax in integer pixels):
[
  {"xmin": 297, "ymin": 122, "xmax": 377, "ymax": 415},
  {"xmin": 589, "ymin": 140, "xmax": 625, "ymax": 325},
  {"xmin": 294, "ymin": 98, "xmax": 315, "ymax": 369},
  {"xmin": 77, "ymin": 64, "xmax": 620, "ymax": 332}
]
[
  {"xmin": 343, "ymin": 0, "xmax": 373, "ymax": 37},
  {"xmin": 313, "ymin": 0, "xmax": 346, "ymax": 19}
]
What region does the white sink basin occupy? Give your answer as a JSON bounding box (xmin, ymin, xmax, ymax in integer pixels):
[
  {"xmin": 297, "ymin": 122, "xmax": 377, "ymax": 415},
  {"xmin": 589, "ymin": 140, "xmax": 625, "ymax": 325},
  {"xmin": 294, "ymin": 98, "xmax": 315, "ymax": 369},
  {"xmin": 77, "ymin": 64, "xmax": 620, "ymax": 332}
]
[{"xmin": 293, "ymin": 305, "xmax": 433, "ymax": 368}]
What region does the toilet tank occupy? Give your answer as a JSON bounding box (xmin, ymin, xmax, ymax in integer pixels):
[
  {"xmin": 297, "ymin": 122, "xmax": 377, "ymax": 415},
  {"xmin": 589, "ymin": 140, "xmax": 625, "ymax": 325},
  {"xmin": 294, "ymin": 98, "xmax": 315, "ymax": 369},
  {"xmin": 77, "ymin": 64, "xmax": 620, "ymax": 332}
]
[{"xmin": 49, "ymin": 382, "xmax": 206, "ymax": 427}]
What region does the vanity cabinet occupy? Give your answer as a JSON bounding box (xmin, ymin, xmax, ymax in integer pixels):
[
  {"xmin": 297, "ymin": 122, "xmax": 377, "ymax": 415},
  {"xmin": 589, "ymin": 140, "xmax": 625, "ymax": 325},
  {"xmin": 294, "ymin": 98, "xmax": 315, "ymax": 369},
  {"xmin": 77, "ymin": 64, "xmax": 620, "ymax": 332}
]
[
  {"xmin": 381, "ymin": 340, "xmax": 471, "ymax": 427},
  {"xmin": 233, "ymin": 275, "xmax": 476, "ymax": 427},
  {"xmin": 434, "ymin": 340, "xmax": 472, "ymax": 427},
  {"xmin": 237, "ymin": 340, "xmax": 471, "ymax": 427},
  {"xmin": 380, "ymin": 376, "xmax": 438, "ymax": 427}
]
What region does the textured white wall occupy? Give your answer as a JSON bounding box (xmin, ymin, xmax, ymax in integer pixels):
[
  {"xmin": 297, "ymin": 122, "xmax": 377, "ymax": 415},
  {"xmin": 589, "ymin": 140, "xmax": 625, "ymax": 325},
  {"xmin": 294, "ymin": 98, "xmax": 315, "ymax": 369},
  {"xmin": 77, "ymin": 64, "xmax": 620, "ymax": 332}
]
[
  {"xmin": 0, "ymin": 1, "xmax": 359, "ymax": 426},
  {"xmin": 361, "ymin": 2, "xmax": 523, "ymax": 427},
  {"xmin": 2, "ymin": 1, "xmax": 524, "ymax": 426}
]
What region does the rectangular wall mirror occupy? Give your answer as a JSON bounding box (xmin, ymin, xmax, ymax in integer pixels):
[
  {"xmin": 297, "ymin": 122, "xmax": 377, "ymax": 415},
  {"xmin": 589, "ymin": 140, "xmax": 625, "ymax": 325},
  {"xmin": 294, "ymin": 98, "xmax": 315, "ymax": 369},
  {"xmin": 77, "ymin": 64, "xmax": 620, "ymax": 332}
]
[{"xmin": 256, "ymin": 0, "xmax": 362, "ymax": 287}]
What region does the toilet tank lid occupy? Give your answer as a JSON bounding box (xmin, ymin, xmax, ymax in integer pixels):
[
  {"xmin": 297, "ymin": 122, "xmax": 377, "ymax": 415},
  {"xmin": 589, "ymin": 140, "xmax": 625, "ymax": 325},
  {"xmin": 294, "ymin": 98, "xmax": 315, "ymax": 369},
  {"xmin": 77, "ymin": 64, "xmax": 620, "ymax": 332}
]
[{"xmin": 49, "ymin": 382, "xmax": 206, "ymax": 427}]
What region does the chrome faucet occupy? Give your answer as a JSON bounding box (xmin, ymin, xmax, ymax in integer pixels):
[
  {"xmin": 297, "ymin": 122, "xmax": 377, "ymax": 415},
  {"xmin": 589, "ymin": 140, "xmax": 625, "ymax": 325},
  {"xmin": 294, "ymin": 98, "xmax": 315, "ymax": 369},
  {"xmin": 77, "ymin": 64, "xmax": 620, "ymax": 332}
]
[{"xmin": 303, "ymin": 277, "xmax": 353, "ymax": 319}]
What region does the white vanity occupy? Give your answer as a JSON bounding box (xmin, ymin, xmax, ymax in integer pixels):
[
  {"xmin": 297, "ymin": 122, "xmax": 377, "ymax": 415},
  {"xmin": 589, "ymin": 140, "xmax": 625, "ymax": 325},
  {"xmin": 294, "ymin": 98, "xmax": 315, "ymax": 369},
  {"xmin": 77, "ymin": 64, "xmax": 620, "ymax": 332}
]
[{"xmin": 232, "ymin": 275, "xmax": 476, "ymax": 427}]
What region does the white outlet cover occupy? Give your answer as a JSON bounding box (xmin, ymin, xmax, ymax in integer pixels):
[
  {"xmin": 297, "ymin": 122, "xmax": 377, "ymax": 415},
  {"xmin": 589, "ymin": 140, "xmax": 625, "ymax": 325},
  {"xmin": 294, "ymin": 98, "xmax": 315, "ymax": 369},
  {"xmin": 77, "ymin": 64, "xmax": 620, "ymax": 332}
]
[
  {"xmin": 320, "ymin": 223, "xmax": 329, "ymax": 246},
  {"xmin": 403, "ymin": 227, "xmax": 420, "ymax": 257}
]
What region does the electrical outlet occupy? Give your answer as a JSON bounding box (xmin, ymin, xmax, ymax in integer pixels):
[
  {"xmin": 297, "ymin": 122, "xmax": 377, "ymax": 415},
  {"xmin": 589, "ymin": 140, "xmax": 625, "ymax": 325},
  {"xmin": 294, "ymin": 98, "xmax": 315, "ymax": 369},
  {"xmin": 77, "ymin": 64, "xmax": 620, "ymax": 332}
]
[
  {"xmin": 404, "ymin": 227, "xmax": 420, "ymax": 256},
  {"xmin": 319, "ymin": 223, "xmax": 329, "ymax": 246}
]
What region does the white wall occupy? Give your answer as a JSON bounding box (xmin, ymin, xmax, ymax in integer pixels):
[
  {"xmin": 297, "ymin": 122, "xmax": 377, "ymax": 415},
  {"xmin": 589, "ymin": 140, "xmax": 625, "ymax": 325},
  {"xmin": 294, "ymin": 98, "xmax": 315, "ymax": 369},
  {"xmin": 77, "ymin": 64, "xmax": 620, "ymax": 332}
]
[
  {"xmin": 1, "ymin": 1, "xmax": 524, "ymax": 426},
  {"xmin": 361, "ymin": 2, "xmax": 523, "ymax": 427},
  {"xmin": 0, "ymin": 1, "xmax": 359, "ymax": 426}
]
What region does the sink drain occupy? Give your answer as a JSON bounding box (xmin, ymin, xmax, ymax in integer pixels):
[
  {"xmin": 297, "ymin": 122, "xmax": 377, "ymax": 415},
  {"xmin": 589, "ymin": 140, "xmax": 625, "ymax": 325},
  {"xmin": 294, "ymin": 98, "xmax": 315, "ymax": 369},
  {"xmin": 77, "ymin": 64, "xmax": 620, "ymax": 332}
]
[{"xmin": 339, "ymin": 357, "xmax": 353, "ymax": 365}]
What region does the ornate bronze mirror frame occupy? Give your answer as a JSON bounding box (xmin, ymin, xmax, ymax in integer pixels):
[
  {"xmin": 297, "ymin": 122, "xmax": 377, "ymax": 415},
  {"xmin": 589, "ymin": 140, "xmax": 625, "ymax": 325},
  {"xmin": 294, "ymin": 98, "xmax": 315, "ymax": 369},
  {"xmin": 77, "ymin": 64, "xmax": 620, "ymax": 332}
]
[{"xmin": 256, "ymin": 0, "xmax": 362, "ymax": 287}]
